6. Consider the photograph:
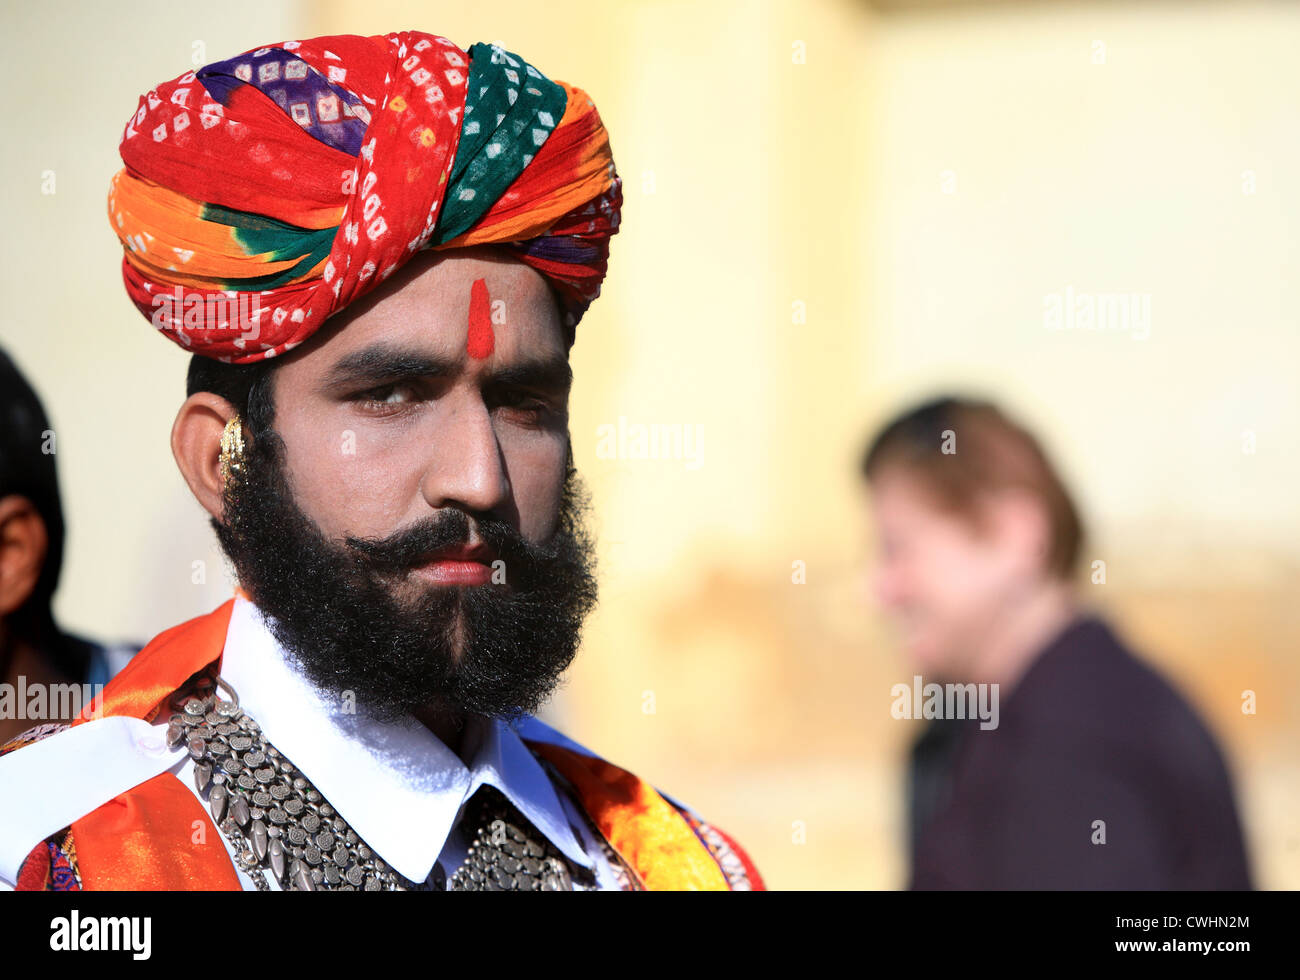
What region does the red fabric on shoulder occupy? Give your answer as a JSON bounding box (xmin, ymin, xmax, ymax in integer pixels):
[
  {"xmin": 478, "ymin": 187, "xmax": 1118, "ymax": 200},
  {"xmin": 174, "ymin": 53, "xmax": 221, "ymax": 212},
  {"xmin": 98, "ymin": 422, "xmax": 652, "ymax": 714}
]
[{"xmin": 69, "ymin": 601, "xmax": 242, "ymax": 890}]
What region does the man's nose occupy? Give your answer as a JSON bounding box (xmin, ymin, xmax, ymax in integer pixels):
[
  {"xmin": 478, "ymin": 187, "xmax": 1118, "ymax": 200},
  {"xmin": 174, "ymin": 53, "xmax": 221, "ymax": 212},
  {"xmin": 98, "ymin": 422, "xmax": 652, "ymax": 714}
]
[{"xmin": 418, "ymin": 392, "xmax": 511, "ymax": 515}]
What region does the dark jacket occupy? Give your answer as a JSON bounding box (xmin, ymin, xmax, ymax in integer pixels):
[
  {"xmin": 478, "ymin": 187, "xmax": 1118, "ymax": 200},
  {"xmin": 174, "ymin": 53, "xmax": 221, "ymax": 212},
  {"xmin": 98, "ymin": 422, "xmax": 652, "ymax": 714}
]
[{"xmin": 909, "ymin": 615, "xmax": 1252, "ymax": 889}]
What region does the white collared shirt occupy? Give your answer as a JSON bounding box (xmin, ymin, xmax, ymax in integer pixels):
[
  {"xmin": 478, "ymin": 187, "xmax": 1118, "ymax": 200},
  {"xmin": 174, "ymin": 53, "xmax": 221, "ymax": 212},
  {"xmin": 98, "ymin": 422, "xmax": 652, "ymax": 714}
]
[{"xmin": 0, "ymin": 597, "xmax": 630, "ymax": 891}]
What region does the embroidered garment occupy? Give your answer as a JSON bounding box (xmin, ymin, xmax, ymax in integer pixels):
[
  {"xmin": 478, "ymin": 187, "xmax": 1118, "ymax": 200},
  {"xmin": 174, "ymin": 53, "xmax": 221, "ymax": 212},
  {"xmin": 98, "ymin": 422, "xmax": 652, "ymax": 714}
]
[{"xmin": 0, "ymin": 600, "xmax": 763, "ymax": 892}]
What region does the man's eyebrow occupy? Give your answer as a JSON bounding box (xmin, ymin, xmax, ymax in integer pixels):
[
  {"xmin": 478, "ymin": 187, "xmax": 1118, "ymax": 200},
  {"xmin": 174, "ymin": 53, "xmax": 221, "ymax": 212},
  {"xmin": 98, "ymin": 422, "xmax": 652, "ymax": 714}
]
[
  {"xmin": 488, "ymin": 356, "xmax": 573, "ymax": 394},
  {"xmin": 323, "ymin": 345, "xmax": 459, "ymax": 387},
  {"xmin": 322, "ymin": 344, "xmax": 572, "ymax": 394}
]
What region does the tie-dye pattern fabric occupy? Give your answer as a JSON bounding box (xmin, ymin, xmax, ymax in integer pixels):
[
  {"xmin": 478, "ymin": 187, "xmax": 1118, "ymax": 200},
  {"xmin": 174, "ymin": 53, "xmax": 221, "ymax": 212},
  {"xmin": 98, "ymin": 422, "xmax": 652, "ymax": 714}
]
[{"xmin": 107, "ymin": 31, "xmax": 621, "ymax": 363}]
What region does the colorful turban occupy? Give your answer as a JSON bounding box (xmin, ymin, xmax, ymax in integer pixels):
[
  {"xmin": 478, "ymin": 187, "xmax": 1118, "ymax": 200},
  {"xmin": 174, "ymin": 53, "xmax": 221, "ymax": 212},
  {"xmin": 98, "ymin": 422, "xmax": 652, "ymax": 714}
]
[{"xmin": 106, "ymin": 31, "xmax": 622, "ymax": 363}]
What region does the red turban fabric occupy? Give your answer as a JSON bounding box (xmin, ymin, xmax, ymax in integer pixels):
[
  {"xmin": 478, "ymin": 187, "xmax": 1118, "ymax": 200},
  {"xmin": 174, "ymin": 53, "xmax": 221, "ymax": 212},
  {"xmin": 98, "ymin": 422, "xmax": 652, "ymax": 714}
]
[{"xmin": 107, "ymin": 31, "xmax": 622, "ymax": 363}]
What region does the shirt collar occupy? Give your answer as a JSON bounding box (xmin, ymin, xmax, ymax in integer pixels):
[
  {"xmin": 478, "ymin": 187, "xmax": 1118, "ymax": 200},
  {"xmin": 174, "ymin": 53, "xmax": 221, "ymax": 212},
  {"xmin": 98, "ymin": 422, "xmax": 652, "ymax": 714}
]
[{"xmin": 219, "ymin": 596, "xmax": 591, "ymax": 883}]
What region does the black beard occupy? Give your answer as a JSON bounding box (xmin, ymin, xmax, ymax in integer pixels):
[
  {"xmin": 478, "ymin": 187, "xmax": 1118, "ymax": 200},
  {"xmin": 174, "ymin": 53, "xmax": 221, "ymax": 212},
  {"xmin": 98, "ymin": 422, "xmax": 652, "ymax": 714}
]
[{"xmin": 212, "ymin": 426, "xmax": 598, "ymax": 727}]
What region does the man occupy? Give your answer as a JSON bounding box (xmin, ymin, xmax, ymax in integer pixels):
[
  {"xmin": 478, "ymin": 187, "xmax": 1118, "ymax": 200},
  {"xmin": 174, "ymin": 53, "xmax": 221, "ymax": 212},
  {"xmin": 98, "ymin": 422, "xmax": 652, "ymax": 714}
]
[
  {"xmin": 0, "ymin": 349, "xmax": 136, "ymax": 746},
  {"xmin": 0, "ymin": 30, "xmax": 762, "ymax": 892},
  {"xmin": 861, "ymin": 396, "xmax": 1251, "ymax": 889}
]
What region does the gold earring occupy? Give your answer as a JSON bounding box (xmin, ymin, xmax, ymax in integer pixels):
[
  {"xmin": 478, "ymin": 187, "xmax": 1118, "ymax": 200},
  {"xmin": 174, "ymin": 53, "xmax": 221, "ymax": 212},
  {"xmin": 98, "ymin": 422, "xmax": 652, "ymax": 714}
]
[{"xmin": 219, "ymin": 414, "xmax": 246, "ymax": 488}]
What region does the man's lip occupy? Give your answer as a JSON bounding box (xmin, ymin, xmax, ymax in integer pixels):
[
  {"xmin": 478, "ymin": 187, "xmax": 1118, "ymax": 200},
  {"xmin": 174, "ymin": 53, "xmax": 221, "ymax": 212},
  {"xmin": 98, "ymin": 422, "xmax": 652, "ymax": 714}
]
[
  {"xmin": 417, "ymin": 544, "xmax": 496, "ymax": 564},
  {"xmin": 408, "ymin": 544, "xmax": 496, "ymax": 586},
  {"xmin": 413, "ymin": 560, "xmax": 494, "ymax": 586}
]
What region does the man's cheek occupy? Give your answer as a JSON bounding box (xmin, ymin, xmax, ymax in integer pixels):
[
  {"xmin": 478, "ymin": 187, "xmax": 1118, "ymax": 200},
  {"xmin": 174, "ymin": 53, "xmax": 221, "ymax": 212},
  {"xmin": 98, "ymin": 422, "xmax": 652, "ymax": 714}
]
[
  {"xmin": 516, "ymin": 467, "xmax": 566, "ymax": 541},
  {"xmin": 282, "ymin": 438, "xmax": 402, "ymax": 539},
  {"xmin": 333, "ymin": 464, "xmax": 415, "ymax": 538}
]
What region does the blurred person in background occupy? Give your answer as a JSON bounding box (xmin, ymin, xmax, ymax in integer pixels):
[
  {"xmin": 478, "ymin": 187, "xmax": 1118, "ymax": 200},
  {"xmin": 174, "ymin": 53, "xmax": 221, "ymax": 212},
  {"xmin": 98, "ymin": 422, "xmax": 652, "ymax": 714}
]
[
  {"xmin": 860, "ymin": 395, "xmax": 1252, "ymax": 889},
  {"xmin": 0, "ymin": 349, "xmax": 136, "ymax": 746}
]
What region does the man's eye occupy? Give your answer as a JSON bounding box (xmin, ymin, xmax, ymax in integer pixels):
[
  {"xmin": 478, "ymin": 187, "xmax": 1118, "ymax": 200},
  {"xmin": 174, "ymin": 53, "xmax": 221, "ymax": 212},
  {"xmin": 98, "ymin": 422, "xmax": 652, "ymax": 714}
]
[
  {"xmin": 494, "ymin": 390, "xmax": 558, "ymax": 420},
  {"xmin": 356, "ymin": 384, "xmax": 419, "ymax": 412},
  {"xmin": 373, "ymin": 386, "xmax": 411, "ymax": 403}
]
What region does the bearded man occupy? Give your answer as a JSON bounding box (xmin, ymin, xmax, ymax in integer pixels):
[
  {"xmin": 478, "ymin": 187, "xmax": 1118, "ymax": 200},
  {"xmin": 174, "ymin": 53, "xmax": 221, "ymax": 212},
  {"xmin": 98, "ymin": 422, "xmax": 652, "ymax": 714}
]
[{"xmin": 0, "ymin": 30, "xmax": 762, "ymax": 892}]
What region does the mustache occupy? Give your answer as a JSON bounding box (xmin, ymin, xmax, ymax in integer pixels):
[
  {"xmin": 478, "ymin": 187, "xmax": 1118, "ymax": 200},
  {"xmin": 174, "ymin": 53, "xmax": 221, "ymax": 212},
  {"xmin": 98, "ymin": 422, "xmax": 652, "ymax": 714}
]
[
  {"xmin": 214, "ymin": 423, "xmax": 599, "ymax": 721},
  {"xmin": 344, "ymin": 508, "xmax": 550, "ymax": 583}
]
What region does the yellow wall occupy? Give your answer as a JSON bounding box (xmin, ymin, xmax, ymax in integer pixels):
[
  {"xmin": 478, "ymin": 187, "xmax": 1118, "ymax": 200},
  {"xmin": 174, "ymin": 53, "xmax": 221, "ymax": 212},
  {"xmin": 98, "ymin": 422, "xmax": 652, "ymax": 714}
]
[{"xmin": 2, "ymin": 0, "xmax": 1295, "ymax": 888}]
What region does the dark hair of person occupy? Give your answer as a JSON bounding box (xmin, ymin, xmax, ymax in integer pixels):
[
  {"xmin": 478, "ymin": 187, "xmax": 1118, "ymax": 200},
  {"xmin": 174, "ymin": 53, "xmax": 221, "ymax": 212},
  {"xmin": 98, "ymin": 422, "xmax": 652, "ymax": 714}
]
[
  {"xmin": 0, "ymin": 349, "xmax": 65, "ymax": 624},
  {"xmin": 185, "ymin": 353, "xmax": 280, "ymax": 437}
]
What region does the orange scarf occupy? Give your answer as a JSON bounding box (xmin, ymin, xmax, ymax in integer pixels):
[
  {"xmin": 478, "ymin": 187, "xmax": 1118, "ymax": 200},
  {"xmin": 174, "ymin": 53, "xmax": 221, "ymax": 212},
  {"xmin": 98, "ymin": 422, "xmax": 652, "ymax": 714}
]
[{"xmin": 60, "ymin": 601, "xmax": 748, "ymax": 890}]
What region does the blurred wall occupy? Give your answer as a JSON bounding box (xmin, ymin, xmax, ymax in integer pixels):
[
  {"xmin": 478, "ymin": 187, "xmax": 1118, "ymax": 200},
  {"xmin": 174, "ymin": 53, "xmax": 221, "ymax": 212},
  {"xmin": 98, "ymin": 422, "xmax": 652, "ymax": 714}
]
[
  {"xmin": 856, "ymin": 0, "xmax": 1300, "ymax": 891},
  {"xmin": 0, "ymin": 0, "xmax": 302, "ymax": 648},
  {"xmin": 2, "ymin": 0, "xmax": 1295, "ymax": 889}
]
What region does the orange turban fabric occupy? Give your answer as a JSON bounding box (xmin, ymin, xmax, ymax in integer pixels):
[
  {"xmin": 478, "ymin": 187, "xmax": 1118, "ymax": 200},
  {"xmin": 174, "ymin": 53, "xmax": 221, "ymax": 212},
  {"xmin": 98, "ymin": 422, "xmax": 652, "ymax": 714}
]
[{"xmin": 107, "ymin": 31, "xmax": 622, "ymax": 363}]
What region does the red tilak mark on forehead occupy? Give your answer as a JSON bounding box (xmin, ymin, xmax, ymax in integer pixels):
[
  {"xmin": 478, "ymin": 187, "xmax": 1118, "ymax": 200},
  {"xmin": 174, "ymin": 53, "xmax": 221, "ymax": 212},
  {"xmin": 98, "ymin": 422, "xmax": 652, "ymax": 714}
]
[{"xmin": 466, "ymin": 277, "xmax": 494, "ymax": 360}]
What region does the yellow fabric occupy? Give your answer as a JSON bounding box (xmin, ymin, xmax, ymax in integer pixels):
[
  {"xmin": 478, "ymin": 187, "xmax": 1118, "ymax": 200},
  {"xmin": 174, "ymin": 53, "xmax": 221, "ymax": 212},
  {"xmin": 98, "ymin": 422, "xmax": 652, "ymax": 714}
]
[{"xmin": 529, "ymin": 742, "xmax": 730, "ymax": 891}]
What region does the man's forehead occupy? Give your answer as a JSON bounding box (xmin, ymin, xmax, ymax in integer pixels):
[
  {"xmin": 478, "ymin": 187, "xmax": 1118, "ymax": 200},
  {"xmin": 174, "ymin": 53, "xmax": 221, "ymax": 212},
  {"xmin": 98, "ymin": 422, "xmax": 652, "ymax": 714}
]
[
  {"xmin": 378, "ymin": 247, "xmax": 555, "ymax": 313},
  {"xmin": 299, "ymin": 248, "xmax": 567, "ymax": 371}
]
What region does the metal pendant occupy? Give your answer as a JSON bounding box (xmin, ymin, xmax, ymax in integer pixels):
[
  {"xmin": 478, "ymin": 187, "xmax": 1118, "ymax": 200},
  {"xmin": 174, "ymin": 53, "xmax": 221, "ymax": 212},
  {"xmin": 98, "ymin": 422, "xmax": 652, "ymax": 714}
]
[{"xmin": 172, "ymin": 676, "xmax": 593, "ymax": 892}]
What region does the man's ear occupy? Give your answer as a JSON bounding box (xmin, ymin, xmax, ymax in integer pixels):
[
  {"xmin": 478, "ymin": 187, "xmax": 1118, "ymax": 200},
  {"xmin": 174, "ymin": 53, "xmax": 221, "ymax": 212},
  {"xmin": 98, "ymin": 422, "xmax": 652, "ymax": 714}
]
[
  {"xmin": 172, "ymin": 393, "xmax": 239, "ymax": 523},
  {"xmin": 0, "ymin": 495, "xmax": 48, "ymax": 617}
]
